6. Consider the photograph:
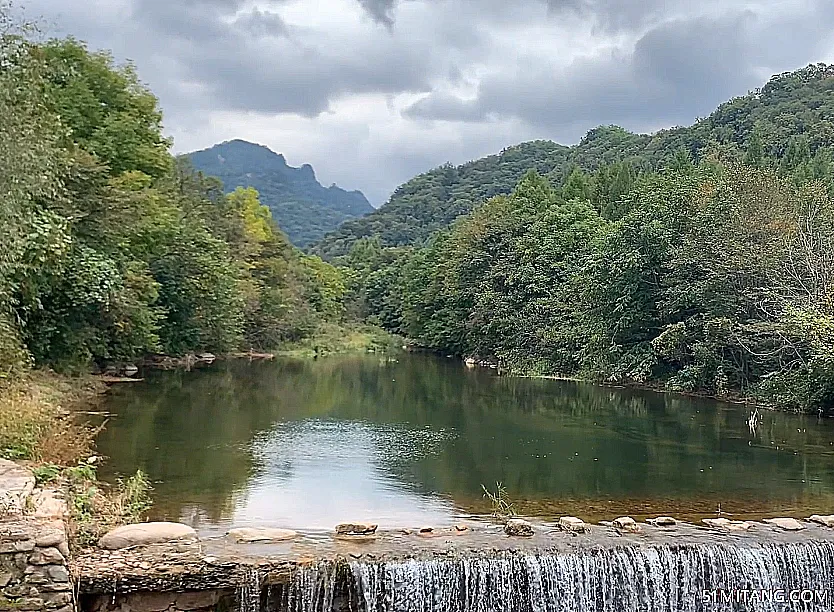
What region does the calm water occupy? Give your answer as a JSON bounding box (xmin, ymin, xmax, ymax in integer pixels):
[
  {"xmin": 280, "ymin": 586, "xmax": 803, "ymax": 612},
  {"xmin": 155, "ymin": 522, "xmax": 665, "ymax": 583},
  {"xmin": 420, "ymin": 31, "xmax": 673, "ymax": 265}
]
[{"xmin": 96, "ymin": 353, "xmax": 834, "ymax": 535}]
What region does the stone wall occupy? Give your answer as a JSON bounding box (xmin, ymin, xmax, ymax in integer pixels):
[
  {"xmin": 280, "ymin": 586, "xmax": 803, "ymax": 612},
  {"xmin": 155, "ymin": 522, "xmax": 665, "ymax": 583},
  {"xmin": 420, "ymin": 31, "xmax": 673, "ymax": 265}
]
[
  {"xmin": 0, "ymin": 461, "xmax": 72, "ymax": 612},
  {"xmin": 81, "ymin": 590, "xmax": 234, "ymax": 612}
]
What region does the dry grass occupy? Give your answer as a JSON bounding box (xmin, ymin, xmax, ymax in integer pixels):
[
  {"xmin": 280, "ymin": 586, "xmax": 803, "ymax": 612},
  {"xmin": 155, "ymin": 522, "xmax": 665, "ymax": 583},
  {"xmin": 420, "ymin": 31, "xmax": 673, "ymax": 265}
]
[{"xmin": 0, "ymin": 371, "xmax": 104, "ymax": 465}]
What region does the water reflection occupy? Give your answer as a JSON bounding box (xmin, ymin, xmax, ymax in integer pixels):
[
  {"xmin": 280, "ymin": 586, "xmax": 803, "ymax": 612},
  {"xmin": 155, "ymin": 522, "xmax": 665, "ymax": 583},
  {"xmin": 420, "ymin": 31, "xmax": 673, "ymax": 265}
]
[{"xmin": 96, "ymin": 353, "xmax": 834, "ymax": 532}]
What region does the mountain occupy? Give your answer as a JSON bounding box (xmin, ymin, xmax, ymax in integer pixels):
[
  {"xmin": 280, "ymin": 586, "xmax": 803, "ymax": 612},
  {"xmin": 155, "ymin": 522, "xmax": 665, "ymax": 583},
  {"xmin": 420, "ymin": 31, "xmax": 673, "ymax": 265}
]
[
  {"xmin": 186, "ymin": 140, "xmax": 374, "ymax": 247},
  {"xmin": 312, "ymin": 63, "xmax": 834, "ymax": 259}
]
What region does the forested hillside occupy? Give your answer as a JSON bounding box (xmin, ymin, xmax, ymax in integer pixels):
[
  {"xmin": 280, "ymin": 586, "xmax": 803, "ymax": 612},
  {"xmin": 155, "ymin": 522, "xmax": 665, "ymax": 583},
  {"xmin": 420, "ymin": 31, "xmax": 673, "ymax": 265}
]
[
  {"xmin": 339, "ymin": 64, "xmax": 834, "ymax": 414},
  {"xmin": 0, "ymin": 25, "xmax": 350, "ymax": 373},
  {"xmin": 187, "ymin": 140, "xmax": 373, "ymax": 247},
  {"xmin": 314, "ymin": 64, "xmax": 834, "ymax": 258}
]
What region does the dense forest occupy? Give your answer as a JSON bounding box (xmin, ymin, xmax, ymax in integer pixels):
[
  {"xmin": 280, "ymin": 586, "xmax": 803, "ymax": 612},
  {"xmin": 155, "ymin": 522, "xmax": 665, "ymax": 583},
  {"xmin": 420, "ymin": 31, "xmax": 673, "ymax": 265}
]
[
  {"xmin": 187, "ymin": 140, "xmax": 373, "ymax": 247},
  {"xmin": 329, "ymin": 66, "xmax": 834, "ymax": 414},
  {"xmin": 313, "ymin": 64, "xmax": 834, "ymax": 259},
  {"xmin": 0, "ymin": 21, "xmax": 350, "ymax": 373},
  {"xmin": 5, "ymin": 0, "xmax": 834, "ymax": 415}
]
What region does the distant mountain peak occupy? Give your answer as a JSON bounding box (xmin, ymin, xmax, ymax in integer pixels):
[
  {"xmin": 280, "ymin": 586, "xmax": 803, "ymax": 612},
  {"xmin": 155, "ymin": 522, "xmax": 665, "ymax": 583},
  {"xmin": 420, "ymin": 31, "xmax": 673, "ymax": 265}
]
[{"xmin": 185, "ymin": 140, "xmax": 373, "ymax": 247}]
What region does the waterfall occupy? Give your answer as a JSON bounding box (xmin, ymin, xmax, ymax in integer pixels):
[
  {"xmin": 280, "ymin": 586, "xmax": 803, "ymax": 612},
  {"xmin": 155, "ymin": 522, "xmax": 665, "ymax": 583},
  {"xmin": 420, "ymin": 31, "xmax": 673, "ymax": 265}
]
[
  {"xmin": 239, "ymin": 566, "xmax": 262, "ymax": 612},
  {"xmin": 276, "ymin": 542, "xmax": 834, "ymax": 612}
]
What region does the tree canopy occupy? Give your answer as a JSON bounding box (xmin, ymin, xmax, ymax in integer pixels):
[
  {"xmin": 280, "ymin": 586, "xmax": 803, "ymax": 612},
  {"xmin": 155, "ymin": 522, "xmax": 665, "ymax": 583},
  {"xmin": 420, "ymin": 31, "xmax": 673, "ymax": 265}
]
[
  {"xmin": 0, "ymin": 25, "xmax": 350, "ymax": 373},
  {"xmin": 313, "ymin": 64, "xmax": 834, "ymax": 259}
]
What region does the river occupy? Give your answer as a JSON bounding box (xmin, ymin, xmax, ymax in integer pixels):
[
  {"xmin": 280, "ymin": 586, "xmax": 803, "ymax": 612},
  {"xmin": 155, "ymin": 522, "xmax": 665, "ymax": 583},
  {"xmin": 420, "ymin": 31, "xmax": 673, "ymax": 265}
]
[{"xmin": 96, "ymin": 352, "xmax": 834, "ymax": 537}]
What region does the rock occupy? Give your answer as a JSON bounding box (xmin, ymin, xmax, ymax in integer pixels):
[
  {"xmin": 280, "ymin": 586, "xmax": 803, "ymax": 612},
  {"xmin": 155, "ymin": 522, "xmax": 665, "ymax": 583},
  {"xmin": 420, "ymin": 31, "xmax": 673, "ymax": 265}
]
[
  {"xmin": 28, "ymin": 546, "xmax": 64, "ymax": 565},
  {"xmin": 464, "ymin": 357, "xmax": 477, "ymax": 368},
  {"xmin": 809, "ymin": 514, "xmax": 834, "ymax": 528},
  {"xmin": 454, "ymin": 524, "xmax": 469, "ymax": 532},
  {"xmin": 14, "ymin": 540, "xmax": 34, "ymax": 552},
  {"xmin": 647, "ymin": 516, "xmax": 677, "ymax": 527},
  {"xmin": 558, "ymin": 516, "xmax": 587, "ymax": 533},
  {"xmin": 122, "ymin": 364, "xmax": 139, "ymax": 377},
  {"xmin": 98, "ymin": 522, "xmax": 198, "ymax": 550},
  {"xmin": 197, "ymin": 353, "xmax": 216, "ymax": 363},
  {"xmin": 56, "ymin": 542, "xmax": 69, "ymax": 559},
  {"xmin": 612, "ymin": 516, "xmax": 641, "ymax": 533},
  {"xmin": 764, "ymin": 517, "xmax": 806, "ymax": 531},
  {"xmin": 175, "ymin": 591, "xmax": 221, "ymax": 610},
  {"xmin": 0, "ymin": 573, "xmax": 12, "ymax": 588},
  {"xmin": 41, "ymin": 591, "xmax": 72, "ymax": 608},
  {"xmin": 16, "ymin": 597, "xmax": 44, "ymax": 611},
  {"xmin": 0, "ymin": 459, "xmax": 35, "ymax": 515},
  {"xmin": 418, "ymin": 526, "xmax": 433, "ymax": 534},
  {"xmin": 226, "ymin": 528, "xmax": 298, "ymax": 543},
  {"xmin": 335, "ymin": 523, "xmax": 377, "ymax": 535},
  {"xmin": 46, "ymin": 566, "xmax": 69, "ymax": 583},
  {"xmin": 702, "ymin": 518, "xmax": 754, "ymax": 532},
  {"xmin": 504, "ymin": 518, "xmax": 534, "ymax": 537},
  {"xmin": 35, "ymin": 531, "xmax": 65, "ymax": 548},
  {"xmin": 30, "ymin": 489, "xmax": 67, "ymax": 520}
]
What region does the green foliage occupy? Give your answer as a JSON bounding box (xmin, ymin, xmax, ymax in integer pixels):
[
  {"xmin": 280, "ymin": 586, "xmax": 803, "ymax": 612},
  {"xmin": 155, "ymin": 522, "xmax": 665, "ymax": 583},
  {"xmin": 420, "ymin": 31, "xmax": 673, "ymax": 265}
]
[
  {"xmin": 187, "ymin": 140, "xmax": 374, "ymax": 247},
  {"xmin": 68, "ymin": 467, "xmax": 152, "ymax": 548},
  {"xmin": 0, "ymin": 18, "xmax": 352, "ymax": 373},
  {"xmin": 315, "ymin": 63, "xmax": 834, "ymax": 259},
  {"xmin": 117, "ymin": 469, "xmax": 153, "ymax": 519},
  {"xmin": 361, "ymin": 163, "xmax": 834, "ymax": 414},
  {"xmin": 32, "ymin": 464, "xmax": 61, "ymax": 485}
]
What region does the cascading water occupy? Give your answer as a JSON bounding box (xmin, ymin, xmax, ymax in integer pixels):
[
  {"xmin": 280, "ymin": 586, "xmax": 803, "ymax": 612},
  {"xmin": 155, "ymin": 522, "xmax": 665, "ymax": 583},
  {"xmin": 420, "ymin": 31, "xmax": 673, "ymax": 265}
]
[
  {"xmin": 239, "ymin": 567, "xmax": 262, "ymax": 612},
  {"xmin": 272, "ymin": 542, "xmax": 834, "ymax": 612}
]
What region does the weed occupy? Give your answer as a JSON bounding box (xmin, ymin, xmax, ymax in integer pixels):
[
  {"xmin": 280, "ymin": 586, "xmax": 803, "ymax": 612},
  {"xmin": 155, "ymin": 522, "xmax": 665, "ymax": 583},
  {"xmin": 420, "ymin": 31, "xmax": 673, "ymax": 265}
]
[
  {"xmin": 32, "ymin": 464, "xmax": 61, "ymax": 485},
  {"xmin": 481, "ymin": 482, "xmax": 516, "ymax": 519},
  {"xmin": 66, "ymin": 468, "xmax": 153, "ymax": 548}
]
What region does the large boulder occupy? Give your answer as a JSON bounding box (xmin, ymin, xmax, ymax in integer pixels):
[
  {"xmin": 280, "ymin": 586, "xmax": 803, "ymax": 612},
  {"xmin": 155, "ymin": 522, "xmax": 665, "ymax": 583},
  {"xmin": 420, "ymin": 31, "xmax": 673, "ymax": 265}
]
[
  {"xmin": 764, "ymin": 517, "xmax": 806, "ymax": 531},
  {"xmin": 98, "ymin": 522, "xmax": 197, "ymax": 550},
  {"xmin": 227, "ymin": 528, "xmax": 298, "ymax": 543},
  {"xmin": 504, "ymin": 519, "xmax": 534, "ymax": 537}
]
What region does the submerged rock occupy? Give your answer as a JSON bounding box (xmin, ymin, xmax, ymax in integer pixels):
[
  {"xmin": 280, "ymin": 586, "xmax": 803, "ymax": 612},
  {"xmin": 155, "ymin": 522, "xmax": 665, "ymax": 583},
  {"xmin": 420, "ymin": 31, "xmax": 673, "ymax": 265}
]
[
  {"xmin": 558, "ymin": 516, "xmax": 587, "ymax": 533},
  {"xmin": 764, "ymin": 517, "xmax": 806, "ymax": 531},
  {"xmin": 809, "ymin": 514, "xmax": 834, "ymax": 528},
  {"xmin": 418, "ymin": 526, "xmax": 433, "ymax": 534},
  {"xmin": 613, "ymin": 517, "xmax": 641, "ymax": 533},
  {"xmin": 647, "ymin": 516, "xmax": 677, "ymax": 527},
  {"xmin": 98, "ymin": 522, "xmax": 197, "ymax": 550},
  {"xmin": 227, "ymin": 528, "xmax": 298, "ymax": 543},
  {"xmin": 504, "ymin": 519, "xmax": 534, "ymax": 537},
  {"xmin": 335, "ymin": 523, "xmax": 377, "ymax": 535}
]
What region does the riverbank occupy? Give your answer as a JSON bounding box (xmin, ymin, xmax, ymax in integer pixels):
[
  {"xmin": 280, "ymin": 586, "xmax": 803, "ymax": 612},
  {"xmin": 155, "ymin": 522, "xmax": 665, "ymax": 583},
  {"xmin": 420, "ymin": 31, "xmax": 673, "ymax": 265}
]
[
  {"xmin": 273, "ymin": 322, "xmax": 401, "ymax": 359},
  {"xmin": 0, "ymin": 372, "xmax": 104, "ymax": 465},
  {"xmin": 459, "ymin": 355, "xmax": 799, "ymax": 413}
]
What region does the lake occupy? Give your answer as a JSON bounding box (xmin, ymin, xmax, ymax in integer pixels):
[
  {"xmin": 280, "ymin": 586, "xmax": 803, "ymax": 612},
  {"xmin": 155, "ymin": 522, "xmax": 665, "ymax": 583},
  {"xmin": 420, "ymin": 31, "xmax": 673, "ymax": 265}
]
[{"xmin": 96, "ymin": 352, "xmax": 834, "ymax": 536}]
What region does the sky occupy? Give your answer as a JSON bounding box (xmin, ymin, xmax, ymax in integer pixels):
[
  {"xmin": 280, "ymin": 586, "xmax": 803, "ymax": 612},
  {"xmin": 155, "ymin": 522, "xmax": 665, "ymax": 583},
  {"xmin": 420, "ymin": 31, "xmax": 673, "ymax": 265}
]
[{"xmin": 23, "ymin": 0, "xmax": 834, "ymax": 205}]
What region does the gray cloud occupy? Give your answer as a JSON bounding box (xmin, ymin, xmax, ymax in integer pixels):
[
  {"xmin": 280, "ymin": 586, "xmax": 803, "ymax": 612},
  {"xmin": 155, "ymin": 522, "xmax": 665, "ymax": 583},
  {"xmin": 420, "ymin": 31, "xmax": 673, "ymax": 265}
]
[
  {"xmin": 21, "ymin": 0, "xmax": 834, "ymax": 204},
  {"xmin": 357, "ymin": 0, "xmax": 397, "ymax": 26}
]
